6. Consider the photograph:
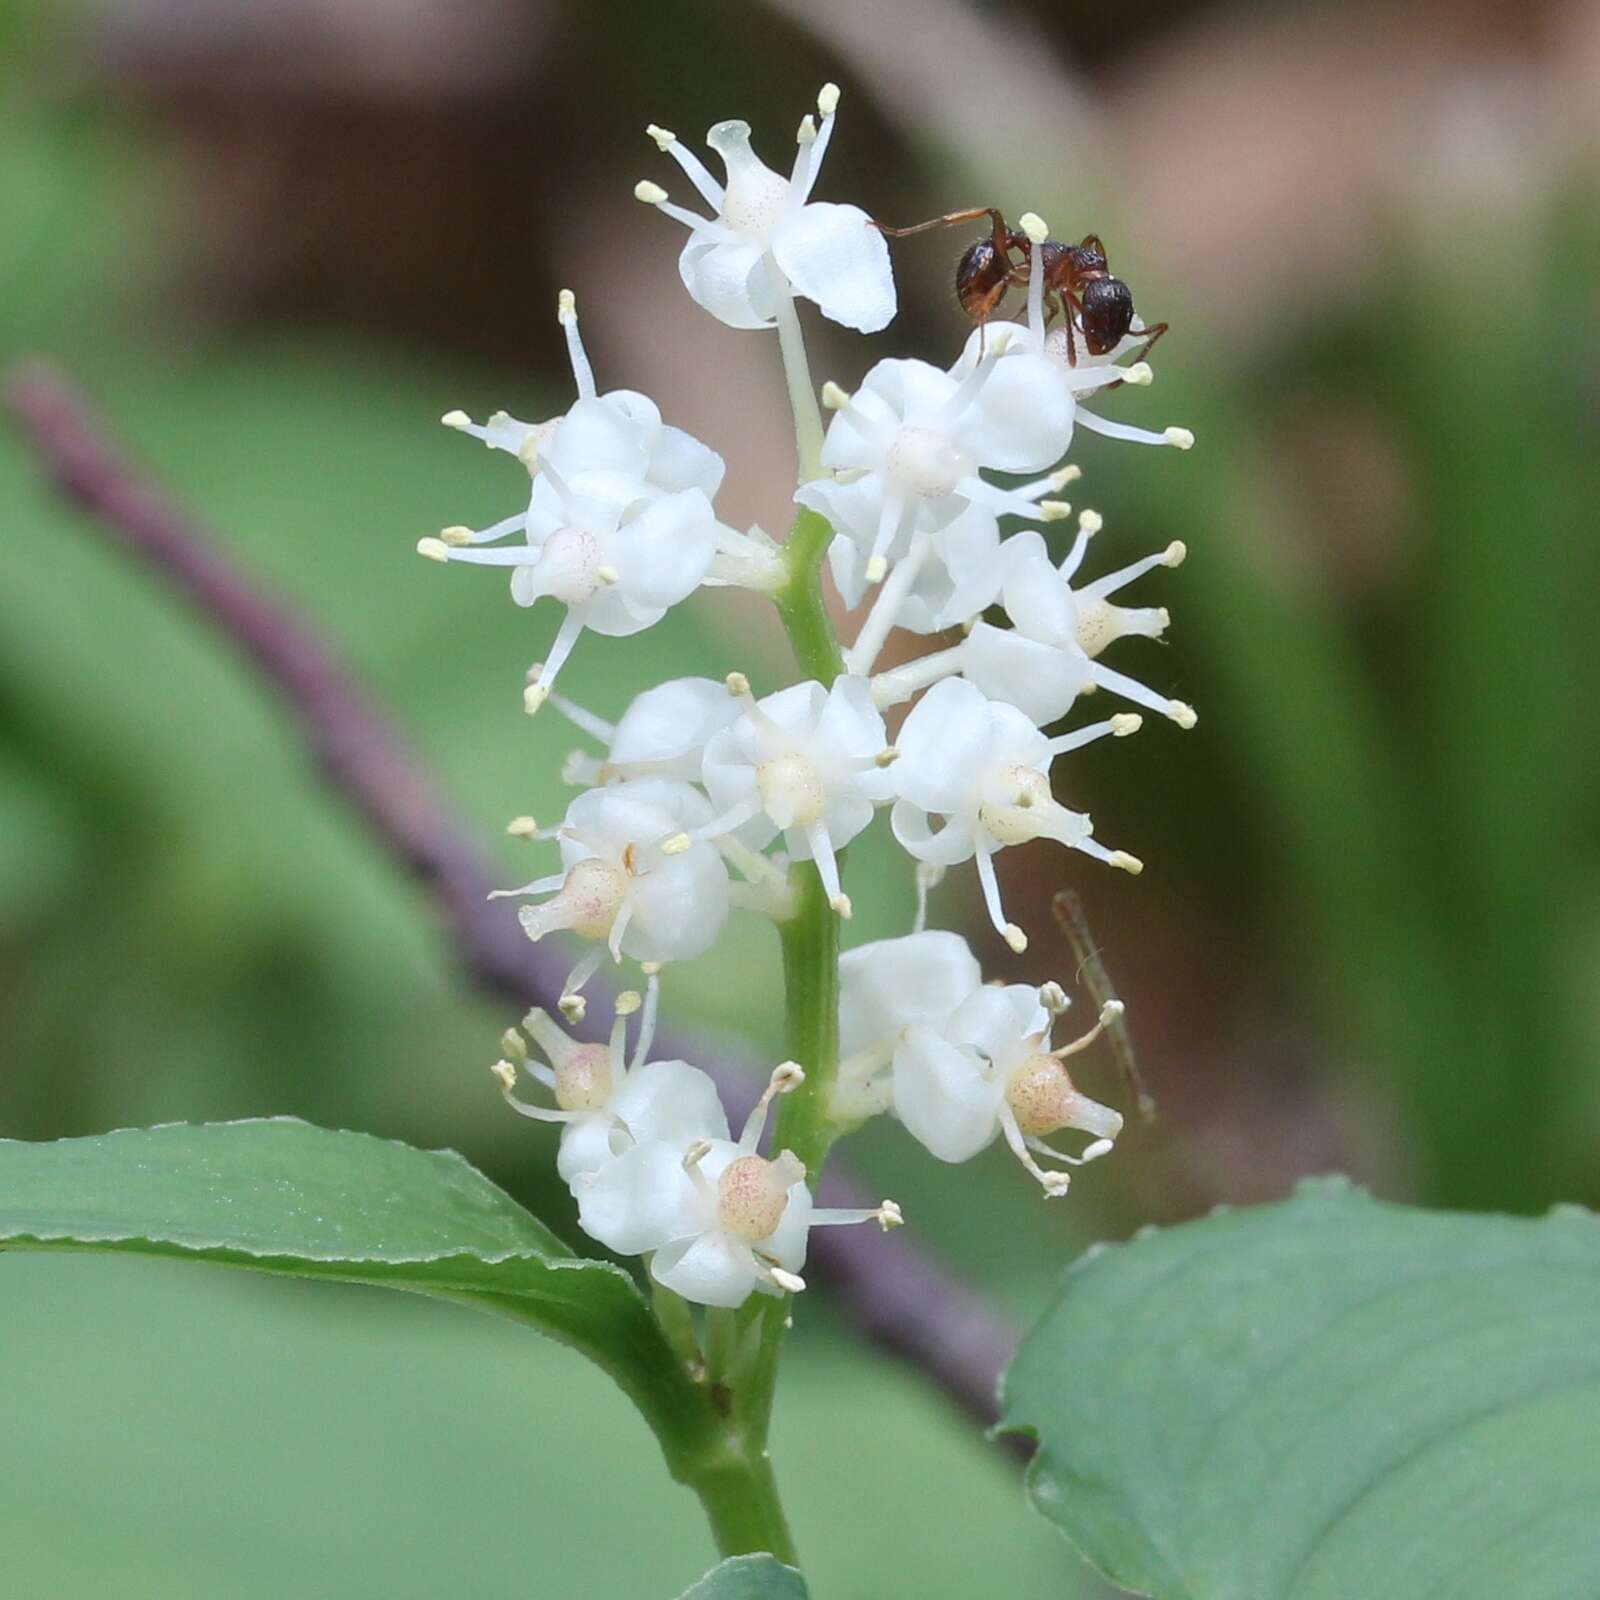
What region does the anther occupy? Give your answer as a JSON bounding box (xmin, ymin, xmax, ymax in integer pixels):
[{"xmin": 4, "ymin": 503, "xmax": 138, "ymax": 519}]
[
  {"xmin": 634, "ymin": 179, "xmax": 669, "ymax": 205},
  {"xmin": 1109, "ymin": 851, "xmax": 1144, "ymax": 875},
  {"xmin": 1050, "ymin": 465, "xmax": 1081, "ymax": 490},
  {"xmin": 524, "ymin": 682, "xmax": 550, "ymax": 715},
  {"xmin": 725, "ymin": 671, "xmax": 751, "ymax": 698},
  {"xmin": 865, "ymin": 555, "xmax": 888, "ymax": 583},
  {"xmin": 640, "ymin": 961, "xmax": 663, "ymax": 977},
  {"xmin": 1165, "ymin": 427, "xmax": 1195, "ymax": 450},
  {"xmin": 660, "ymin": 832, "xmax": 692, "ymax": 856},
  {"xmin": 1038, "ymin": 500, "xmax": 1072, "ymax": 522},
  {"xmin": 506, "ymin": 815, "xmax": 539, "ymax": 838},
  {"xmin": 1004, "ymin": 923, "xmax": 1029, "ymax": 954},
  {"xmin": 1163, "ymin": 541, "xmax": 1187, "ymax": 567},
  {"xmin": 1169, "ymin": 702, "xmax": 1198, "ymax": 729},
  {"xmin": 770, "ymin": 1267, "xmax": 807, "ymax": 1294},
  {"xmin": 440, "ymin": 525, "xmax": 473, "ymax": 546},
  {"xmin": 1019, "ymin": 211, "xmax": 1049, "ymax": 244},
  {"xmin": 773, "ymin": 1061, "xmax": 806, "ymax": 1093},
  {"xmin": 596, "ymin": 564, "xmax": 620, "ymax": 584},
  {"xmin": 1038, "ymin": 981, "xmax": 1069, "ymax": 1015},
  {"xmin": 490, "ymin": 1059, "xmax": 517, "ymax": 1092},
  {"xmin": 817, "ymin": 82, "xmax": 840, "ymax": 116},
  {"xmin": 876, "ymin": 1200, "xmax": 905, "ymax": 1230},
  {"xmin": 558, "ymin": 993, "xmax": 587, "ymax": 1024},
  {"xmin": 416, "ymin": 538, "xmax": 450, "ymax": 563},
  {"xmin": 1078, "ymin": 509, "xmax": 1103, "ymax": 534},
  {"xmin": 874, "ymin": 746, "xmax": 900, "ymax": 767},
  {"xmin": 500, "ymin": 1028, "xmax": 527, "ymax": 1061},
  {"xmin": 830, "ymin": 892, "xmax": 854, "ymax": 919},
  {"xmin": 557, "ymin": 288, "xmax": 577, "ymax": 323},
  {"xmin": 441, "ymin": 409, "xmax": 471, "ymax": 429},
  {"xmin": 820, "ymin": 381, "xmax": 851, "ymax": 410},
  {"xmin": 682, "ymin": 1139, "xmax": 713, "ymax": 1171},
  {"xmin": 1123, "ymin": 362, "xmax": 1154, "ymax": 387},
  {"xmin": 1110, "ymin": 714, "xmax": 1142, "ymax": 736},
  {"xmin": 645, "ymin": 124, "xmax": 676, "ymax": 149},
  {"xmin": 796, "ymin": 114, "xmax": 817, "ymax": 145},
  {"xmin": 615, "ymin": 989, "xmax": 642, "ymax": 1016}
]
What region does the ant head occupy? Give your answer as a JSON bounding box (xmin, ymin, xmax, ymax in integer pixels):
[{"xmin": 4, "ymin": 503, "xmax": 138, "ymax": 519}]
[
  {"xmin": 955, "ymin": 237, "xmax": 1012, "ymax": 322},
  {"xmin": 1079, "ymin": 276, "xmax": 1135, "ymax": 355}
]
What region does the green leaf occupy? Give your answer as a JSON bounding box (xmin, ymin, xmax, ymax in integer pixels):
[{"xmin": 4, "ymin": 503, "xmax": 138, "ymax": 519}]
[
  {"xmin": 1002, "ymin": 1178, "xmax": 1600, "ymax": 1600},
  {"xmin": 679, "ymin": 1554, "xmax": 808, "ymax": 1599},
  {"xmin": 0, "ymin": 1119, "xmax": 714, "ymax": 1476}
]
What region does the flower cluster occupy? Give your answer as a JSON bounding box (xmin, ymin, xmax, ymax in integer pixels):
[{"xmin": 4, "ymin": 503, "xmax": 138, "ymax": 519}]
[{"xmin": 417, "ymin": 86, "xmax": 1192, "ymax": 1309}]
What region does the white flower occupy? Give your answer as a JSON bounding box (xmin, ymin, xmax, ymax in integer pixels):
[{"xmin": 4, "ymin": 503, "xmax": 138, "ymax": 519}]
[
  {"xmin": 422, "ymin": 472, "xmax": 724, "ymax": 710},
  {"xmin": 501, "ymin": 779, "xmax": 730, "ymax": 1003},
  {"xmin": 893, "ymin": 982, "xmax": 1124, "ymax": 1195},
  {"xmin": 701, "ymin": 674, "xmax": 892, "ymax": 917},
  {"xmin": 574, "ymin": 1063, "xmax": 902, "ymax": 1306},
  {"xmin": 421, "ymin": 294, "xmax": 781, "ymax": 708},
  {"xmin": 491, "ymin": 1003, "xmax": 727, "ymax": 1186},
  {"xmin": 889, "ymin": 677, "xmax": 1142, "ymax": 952},
  {"xmin": 635, "ymin": 85, "xmax": 895, "ymax": 334},
  {"xmin": 551, "ymin": 676, "xmax": 746, "ymax": 789},
  {"xmin": 796, "ymin": 352, "xmax": 1076, "ymax": 602},
  {"xmin": 437, "ymin": 289, "xmax": 726, "ymax": 516},
  {"xmin": 882, "ymin": 523, "xmax": 1196, "ymax": 728},
  {"xmin": 834, "ymin": 931, "xmax": 983, "ymax": 1121}
]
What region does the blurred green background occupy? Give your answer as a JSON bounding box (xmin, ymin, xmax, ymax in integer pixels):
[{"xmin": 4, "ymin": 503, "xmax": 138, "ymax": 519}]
[{"xmin": 3, "ymin": 0, "xmax": 1598, "ymax": 1594}]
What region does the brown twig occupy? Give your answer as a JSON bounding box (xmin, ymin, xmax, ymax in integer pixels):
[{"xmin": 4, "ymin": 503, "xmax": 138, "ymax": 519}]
[{"xmin": 3, "ymin": 360, "xmax": 1024, "ymax": 1447}]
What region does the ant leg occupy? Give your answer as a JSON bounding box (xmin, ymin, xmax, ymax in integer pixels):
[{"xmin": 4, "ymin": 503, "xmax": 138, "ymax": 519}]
[
  {"xmin": 1097, "ymin": 321, "xmax": 1169, "ymax": 391},
  {"xmin": 1060, "ymin": 290, "xmax": 1086, "ymax": 365},
  {"xmin": 874, "ymin": 206, "xmax": 1007, "ymax": 240},
  {"xmin": 1137, "ymin": 321, "xmax": 1169, "ymax": 362}
]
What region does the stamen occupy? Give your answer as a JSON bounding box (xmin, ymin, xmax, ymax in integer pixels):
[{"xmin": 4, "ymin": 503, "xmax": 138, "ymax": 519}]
[
  {"xmin": 1053, "ymin": 999, "xmax": 1125, "ymax": 1059},
  {"xmin": 1043, "ymin": 714, "xmax": 1141, "ymax": 758},
  {"xmin": 998, "ymin": 1101, "xmax": 1071, "ymax": 1196},
  {"xmin": 1087, "ymin": 660, "xmax": 1197, "ymax": 727},
  {"xmin": 556, "ymin": 289, "xmax": 597, "ymax": 401},
  {"xmin": 545, "ymin": 689, "xmax": 616, "ymax": 746},
  {"xmin": 1075, "ymin": 410, "xmax": 1191, "ymax": 448},
  {"xmin": 629, "ymin": 969, "xmax": 661, "ymax": 1071},
  {"xmin": 740, "ymin": 1060, "xmax": 806, "ymax": 1153},
  {"xmin": 648, "ymin": 127, "xmax": 726, "ymax": 209},
  {"xmin": 1079, "ymin": 543, "xmax": 1186, "ymax": 602},
  {"xmin": 523, "ymin": 612, "xmax": 588, "ymax": 714},
  {"xmin": 975, "ymin": 847, "xmax": 1025, "ymax": 951},
  {"xmin": 488, "ymin": 871, "xmax": 566, "ymax": 901},
  {"xmin": 491, "ymin": 1059, "xmax": 580, "ymax": 1125},
  {"xmin": 820, "ymin": 381, "xmax": 851, "ymax": 410},
  {"xmin": 845, "ymin": 530, "xmax": 931, "ymax": 676},
  {"xmin": 912, "ymin": 860, "xmax": 944, "ymax": 935},
  {"xmin": 871, "ymin": 645, "xmax": 965, "ymax": 710},
  {"xmin": 810, "ymin": 1198, "xmax": 905, "ymax": 1230}
]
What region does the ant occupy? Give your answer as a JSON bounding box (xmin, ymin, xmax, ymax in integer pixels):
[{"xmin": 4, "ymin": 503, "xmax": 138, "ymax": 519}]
[{"xmin": 876, "ymin": 207, "xmax": 1167, "ymax": 367}]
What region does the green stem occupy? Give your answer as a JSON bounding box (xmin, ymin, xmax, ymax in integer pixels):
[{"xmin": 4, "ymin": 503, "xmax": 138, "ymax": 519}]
[
  {"xmin": 687, "ymin": 1448, "xmax": 799, "ymax": 1565},
  {"xmin": 676, "ymin": 453, "xmax": 846, "ymax": 1563},
  {"xmin": 774, "ymin": 507, "xmax": 846, "ymax": 685}
]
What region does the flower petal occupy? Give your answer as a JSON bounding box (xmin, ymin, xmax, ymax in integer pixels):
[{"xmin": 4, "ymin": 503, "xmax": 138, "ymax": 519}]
[
  {"xmin": 679, "ymin": 237, "xmax": 779, "ymax": 329},
  {"xmin": 892, "ymin": 1025, "xmax": 1003, "ymax": 1163},
  {"xmin": 771, "ymin": 202, "xmax": 896, "ymax": 333},
  {"xmin": 652, "ymin": 1229, "xmax": 761, "ymax": 1307}
]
